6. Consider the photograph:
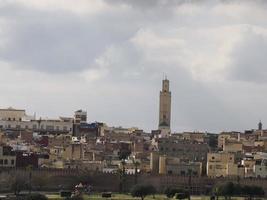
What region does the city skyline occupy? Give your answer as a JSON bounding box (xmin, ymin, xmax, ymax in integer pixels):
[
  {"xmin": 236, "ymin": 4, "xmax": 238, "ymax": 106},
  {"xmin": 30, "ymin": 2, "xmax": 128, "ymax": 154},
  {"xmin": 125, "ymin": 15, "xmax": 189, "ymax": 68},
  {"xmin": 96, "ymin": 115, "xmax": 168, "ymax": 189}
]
[{"xmin": 1, "ymin": 0, "xmax": 267, "ymax": 132}]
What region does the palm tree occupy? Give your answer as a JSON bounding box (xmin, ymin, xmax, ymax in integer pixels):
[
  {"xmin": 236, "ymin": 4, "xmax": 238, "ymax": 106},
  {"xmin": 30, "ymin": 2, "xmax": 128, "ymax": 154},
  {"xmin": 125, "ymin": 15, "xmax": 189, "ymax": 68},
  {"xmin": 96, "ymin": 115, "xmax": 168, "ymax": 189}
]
[
  {"xmin": 133, "ymin": 160, "xmax": 140, "ymax": 184},
  {"xmin": 119, "ymin": 160, "xmax": 126, "ymax": 192}
]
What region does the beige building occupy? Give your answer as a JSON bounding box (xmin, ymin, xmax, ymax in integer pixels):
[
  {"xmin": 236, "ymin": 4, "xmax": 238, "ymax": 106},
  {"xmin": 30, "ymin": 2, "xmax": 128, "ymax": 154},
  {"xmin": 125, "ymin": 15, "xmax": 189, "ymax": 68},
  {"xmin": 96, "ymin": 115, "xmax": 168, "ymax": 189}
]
[
  {"xmin": 218, "ymin": 132, "xmax": 239, "ymax": 149},
  {"xmin": 0, "ymin": 107, "xmax": 26, "ymax": 121},
  {"xmin": 223, "ymin": 140, "xmax": 243, "ymax": 153},
  {"xmin": 150, "ymin": 153, "xmax": 202, "ymax": 176},
  {"xmin": 0, "ymin": 146, "xmax": 16, "ymax": 168},
  {"xmin": 182, "ymin": 132, "xmax": 205, "ymax": 143},
  {"xmin": 207, "ymin": 152, "xmax": 243, "ymax": 177},
  {"xmin": 159, "ymin": 78, "xmax": 171, "ymax": 130}
]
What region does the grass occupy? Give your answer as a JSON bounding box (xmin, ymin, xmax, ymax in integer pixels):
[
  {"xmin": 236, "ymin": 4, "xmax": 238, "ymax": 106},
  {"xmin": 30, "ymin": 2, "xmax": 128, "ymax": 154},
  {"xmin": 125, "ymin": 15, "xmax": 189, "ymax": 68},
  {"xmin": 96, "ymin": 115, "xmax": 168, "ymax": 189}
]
[{"xmin": 46, "ymin": 194, "xmax": 250, "ymax": 200}]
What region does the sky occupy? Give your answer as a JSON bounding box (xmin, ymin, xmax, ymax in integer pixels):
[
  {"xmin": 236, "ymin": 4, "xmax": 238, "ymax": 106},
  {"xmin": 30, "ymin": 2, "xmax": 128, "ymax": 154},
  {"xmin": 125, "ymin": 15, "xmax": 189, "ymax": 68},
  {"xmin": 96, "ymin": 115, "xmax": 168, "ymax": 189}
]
[{"xmin": 0, "ymin": 0, "xmax": 267, "ymax": 133}]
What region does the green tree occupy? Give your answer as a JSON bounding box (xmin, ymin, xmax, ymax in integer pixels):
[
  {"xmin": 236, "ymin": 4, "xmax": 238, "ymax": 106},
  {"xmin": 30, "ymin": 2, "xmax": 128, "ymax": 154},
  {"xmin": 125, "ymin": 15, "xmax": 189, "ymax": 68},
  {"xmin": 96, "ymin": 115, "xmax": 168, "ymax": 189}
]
[
  {"xmin": 25, "ymin": 193, "xmax": 47, "ymax": 200},
  {"xmin": 217, "ymin": 182, "xmax": 235, "ymax": 200},
  {"xmin": 11, "ymin": 174, "xmax": 26, "ymax": 195},
  {"xmin": 164, "ymin": 187, "xmax": 186, "ymax": 198},
  {"xmin": 131, "ymin": 184, "xmax": 156, "ymax": 200},
  {"xmin": 242, "ymin": 185, "xmax": 265, "ymax": 200},
  {"xmin": 32, "ymin": 176, "xmax": 48, "ymax": 191}
]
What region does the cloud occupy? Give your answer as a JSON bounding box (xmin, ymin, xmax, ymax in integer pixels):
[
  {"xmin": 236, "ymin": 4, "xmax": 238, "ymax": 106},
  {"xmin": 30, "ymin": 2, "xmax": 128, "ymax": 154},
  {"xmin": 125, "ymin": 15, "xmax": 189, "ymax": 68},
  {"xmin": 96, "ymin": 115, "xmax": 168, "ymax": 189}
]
[
  {"xmin": 228, "ymin": 25, "xmax": 267, "ymax": 83},
  {"xmin": 0, "ymin": 0, "xmax": 267, "ymax": 132}
]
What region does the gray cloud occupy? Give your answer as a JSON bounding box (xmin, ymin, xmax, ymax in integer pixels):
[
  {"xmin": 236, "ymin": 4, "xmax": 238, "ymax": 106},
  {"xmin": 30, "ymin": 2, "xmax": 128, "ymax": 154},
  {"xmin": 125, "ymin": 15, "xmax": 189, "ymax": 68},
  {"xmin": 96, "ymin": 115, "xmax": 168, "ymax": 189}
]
[
  {"xmin": 0, "ymin": 4, "xmax": 136, "ymax": 73},
  {"xmin": 229, "ymin": 28, "xmax": 267, "ymax": 83},
  {"xmin": 0, "ymin": 0, "xmax": 267, "ymax": 132}
]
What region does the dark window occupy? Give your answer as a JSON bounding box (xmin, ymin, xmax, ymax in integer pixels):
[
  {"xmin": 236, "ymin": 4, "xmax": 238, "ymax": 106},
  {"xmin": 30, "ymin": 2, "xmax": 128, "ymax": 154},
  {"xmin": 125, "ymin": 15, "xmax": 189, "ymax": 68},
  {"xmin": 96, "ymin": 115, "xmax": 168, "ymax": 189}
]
[
  {"xmin": 4, "ymin": 159, "xmax": 8, "ymax": 165},
  {"xmin": 0, "ymin": 159, "xmax": 3, "ymax": 165},
  {"xmin": 11, "ymin": 160, "xmax": 14, "ymax": 165}
]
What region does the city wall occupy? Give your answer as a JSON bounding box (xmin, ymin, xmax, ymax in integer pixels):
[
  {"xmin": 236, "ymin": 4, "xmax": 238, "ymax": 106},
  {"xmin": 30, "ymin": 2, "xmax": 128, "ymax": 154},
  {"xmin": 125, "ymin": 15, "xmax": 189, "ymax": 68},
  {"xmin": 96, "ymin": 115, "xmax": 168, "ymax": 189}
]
[{"xmin": 0, "ymin": 168, "xmax": 267, "ymax": 196}]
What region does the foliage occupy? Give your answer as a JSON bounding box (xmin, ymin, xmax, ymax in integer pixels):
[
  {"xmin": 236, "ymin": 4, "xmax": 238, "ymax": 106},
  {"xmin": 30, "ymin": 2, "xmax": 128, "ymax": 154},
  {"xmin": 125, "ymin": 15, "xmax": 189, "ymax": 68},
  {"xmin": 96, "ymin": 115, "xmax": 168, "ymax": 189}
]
[
  {"xmin": 215, "ymin": 182, "xmax": 265, "ymax": 199},
  {"xmin": 32, "ymin": 176, "xmax": 48, "ymax": 190},
  {"xmin": 25, "ymin": 193, "xmax": 48, "ymax": 200},
  {"xmin": 174, "ymin": 192, "xmax": 190, "ymax": 199},
  {"xmin": 131, "ymin": 184, "xmax": 156, "ymax": 200},
  {"xmin": 164, "ymin": 187, "xmax": 187, "ymax": 198},
  {"xmin": 11, "ymin": 175, "xmax": 27, "ymax": 195},
  {"xmin": 208, "ymin": 134, "xmax": 218, "ymax": 149}
]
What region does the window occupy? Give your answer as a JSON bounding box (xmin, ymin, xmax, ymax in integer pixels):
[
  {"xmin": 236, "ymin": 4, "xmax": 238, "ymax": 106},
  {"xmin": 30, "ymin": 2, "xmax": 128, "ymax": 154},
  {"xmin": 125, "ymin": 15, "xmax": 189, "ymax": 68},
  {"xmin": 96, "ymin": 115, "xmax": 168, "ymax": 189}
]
[
  {"xmin": 0, "ymin": 159, "xmax": 3, "ymax": 165},
  {"xmin": 4, "ymin": 159, "xmax": 8, "ymax": 165},
  {"xmin": 11, "ymin": 160, "xmax": 14, "ymax": 165},
  {"xmin": 212, "ymin": 157, "xmax": 215, "ymax": 160},
  {"xmin": 33, "ymin": 124, "xmax": 37, "ymax": 130}
]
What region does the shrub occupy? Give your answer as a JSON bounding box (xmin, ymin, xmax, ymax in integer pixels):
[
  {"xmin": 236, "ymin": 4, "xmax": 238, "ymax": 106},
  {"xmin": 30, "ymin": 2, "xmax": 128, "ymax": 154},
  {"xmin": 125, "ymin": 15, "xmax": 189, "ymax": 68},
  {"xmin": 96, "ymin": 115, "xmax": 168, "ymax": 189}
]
[
  {"xmin": 174, "ymin": 192, "xmax": 190, "ymax": 199},
  {"xmin": 164, "ymin": 187, "xmax": 186, "ymax": 198},
  {"xmin": 25, "ymin": 193, "xmax": 48, "ymax": 200},
  {"xmin": 131, "ymin": 184, "xmax": 156, "ymax": 200}
]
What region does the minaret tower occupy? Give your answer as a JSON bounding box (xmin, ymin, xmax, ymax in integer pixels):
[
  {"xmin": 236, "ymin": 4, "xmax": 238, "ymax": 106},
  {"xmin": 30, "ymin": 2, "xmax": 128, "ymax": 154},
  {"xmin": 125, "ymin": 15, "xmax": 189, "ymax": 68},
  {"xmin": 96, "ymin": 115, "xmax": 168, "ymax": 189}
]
[
  {"xmin": 159, "ymin": 77, "xmax": 171, "ymax": 130},
  {"xmin": 258, "ymin": 120, "xmax": 263, "ymax": 131}
]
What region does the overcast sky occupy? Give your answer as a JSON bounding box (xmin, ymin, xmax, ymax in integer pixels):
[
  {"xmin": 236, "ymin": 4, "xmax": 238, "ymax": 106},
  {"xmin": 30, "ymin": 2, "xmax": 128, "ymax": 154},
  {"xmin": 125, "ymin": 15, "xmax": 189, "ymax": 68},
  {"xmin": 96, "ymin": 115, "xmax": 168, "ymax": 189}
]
[{"xmin": 0, "ymin": 0, "xmax": 267, "ymax": 133}]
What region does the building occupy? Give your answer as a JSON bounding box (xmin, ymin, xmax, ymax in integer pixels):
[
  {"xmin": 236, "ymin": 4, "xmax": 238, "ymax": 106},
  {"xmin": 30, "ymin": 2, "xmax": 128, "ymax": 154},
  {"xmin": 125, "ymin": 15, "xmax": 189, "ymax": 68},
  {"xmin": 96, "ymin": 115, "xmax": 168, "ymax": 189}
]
[
  {"xmin": 74, "ymin": 110, "xmax": 87, "ymax": 124},
  {"xmin": 0, "ymin": 145, "xmax": 16, "ymax": 167},
  {"xmin": 157, "ymin": 137, "xmax": 209, "ymax": 162},
  {"xmin": 0, "ymin": 107, "xmax": 26, "ymax": 121},
  {"xmin": 158, "ymin": 78, "xmax": 171, "ymax": 131},
  {"xmin": 207, "ymin": 152, "xmax": 244, "ymax": 178},
  {"xmin": 0, "ymin": 107, "xmax": 73, "ymax": 134},
  {"xmin": 218, "ymin": 132, "xmax": 239, "ymax": 149},
  {"xmin": 254, "ymin": 159, "xmax": 267, "ymax": 178}
]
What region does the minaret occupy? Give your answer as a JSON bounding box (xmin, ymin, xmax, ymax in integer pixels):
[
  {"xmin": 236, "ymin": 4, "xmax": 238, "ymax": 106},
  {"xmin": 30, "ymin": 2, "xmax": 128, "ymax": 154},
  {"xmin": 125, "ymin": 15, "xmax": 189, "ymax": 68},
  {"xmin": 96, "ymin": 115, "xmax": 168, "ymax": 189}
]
[
  {"xmin": 159, "ymin": 77, "xmax": 171, "ymax": 130},
  {"xmin": 258, "ymin": 120, "xmax": 263, "ymax": 131}
]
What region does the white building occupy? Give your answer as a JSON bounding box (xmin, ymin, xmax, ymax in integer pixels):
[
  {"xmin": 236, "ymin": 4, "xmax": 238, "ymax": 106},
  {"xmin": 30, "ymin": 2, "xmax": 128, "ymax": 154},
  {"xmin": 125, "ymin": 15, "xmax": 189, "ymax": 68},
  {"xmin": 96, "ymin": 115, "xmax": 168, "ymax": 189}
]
[{"xmin": 0, "ymin": 107, "xmax": 73, "ymax": 134}]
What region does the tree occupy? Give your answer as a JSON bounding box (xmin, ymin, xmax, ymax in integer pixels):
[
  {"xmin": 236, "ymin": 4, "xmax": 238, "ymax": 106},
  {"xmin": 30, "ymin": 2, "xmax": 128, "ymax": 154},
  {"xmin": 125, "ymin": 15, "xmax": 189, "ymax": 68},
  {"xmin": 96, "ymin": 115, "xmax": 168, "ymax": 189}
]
[
  {"xmin": 242, "ymin": 185, "xmax": 264, "ymax": 200},
  {"xmin": 118, "ymin": 160, "xmax": 126, "ymax": 192},
  {"xmin": 32, "ymin": 176, "xmax": 48, "ymax": 191},
  {"xmin": 11, "ymin": 174, "xmax": 26, "ymax": 195},
  {"xmin": 131, "ymin": 184, "xmax": 156, "ymax": 200},
  {"xmin": 25, "ymin": 193, "xmax": 47, "ymax": 200},
  {"xmin": 165, "ymin": 187, "xmax": 186, "ymax": 198},
  {"xmin": 208, "ymin": 134, "xmax": 218, "ymax": 149},
  {"xmin": 133, "ymin": 160, "xmax": 140, "ymax": 184},
  {"xmin": 216, "ymin": 182, "xmax": 265, "ymax": 200},
  {"xmin": 217, "ymin": 182, "xmax": 235, "ymax": 200}
]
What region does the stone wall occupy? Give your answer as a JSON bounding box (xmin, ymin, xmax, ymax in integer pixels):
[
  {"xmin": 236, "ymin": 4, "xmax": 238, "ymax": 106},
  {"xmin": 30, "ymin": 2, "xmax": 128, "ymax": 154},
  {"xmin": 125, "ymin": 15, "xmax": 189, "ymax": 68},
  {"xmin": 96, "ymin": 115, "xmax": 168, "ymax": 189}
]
[{"xmin": 1, "ymin": 168, "xmax": 267, "ymax": 196}]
